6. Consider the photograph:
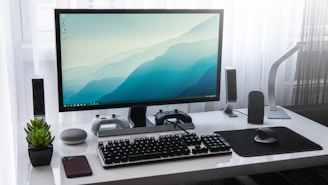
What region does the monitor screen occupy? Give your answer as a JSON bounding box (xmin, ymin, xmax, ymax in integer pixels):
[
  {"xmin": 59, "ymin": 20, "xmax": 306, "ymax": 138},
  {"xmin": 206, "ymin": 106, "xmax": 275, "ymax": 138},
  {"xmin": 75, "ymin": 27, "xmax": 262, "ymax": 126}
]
[{"xmin": 55, "ymin": 9, "xmax": 224, "ymax": 129}]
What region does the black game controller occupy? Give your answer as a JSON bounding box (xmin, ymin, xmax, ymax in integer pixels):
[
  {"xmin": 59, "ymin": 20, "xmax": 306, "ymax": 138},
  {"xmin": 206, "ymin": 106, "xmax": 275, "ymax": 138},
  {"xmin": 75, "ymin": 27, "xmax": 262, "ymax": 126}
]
[{"xmin": 155, "ymin": 109, "xmax": 192, "ymax": 125}]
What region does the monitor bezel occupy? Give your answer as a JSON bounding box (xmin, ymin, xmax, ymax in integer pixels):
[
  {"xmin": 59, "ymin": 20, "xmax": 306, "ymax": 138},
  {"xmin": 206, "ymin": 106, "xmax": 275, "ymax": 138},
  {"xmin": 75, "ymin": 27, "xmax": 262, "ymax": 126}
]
[{"xmin": 55, "ymin": 8, "xmax": 224, "ymax": 112}]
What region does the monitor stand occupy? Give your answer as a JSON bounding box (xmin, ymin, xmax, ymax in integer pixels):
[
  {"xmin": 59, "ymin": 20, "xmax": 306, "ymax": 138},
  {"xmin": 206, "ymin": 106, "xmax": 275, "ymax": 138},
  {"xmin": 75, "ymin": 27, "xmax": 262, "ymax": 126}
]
[
  {"xmin": 97, "ymin": 105, "xmax": 195, "ymax": 137},
  {"xmin": 129, "ymin": 106, "xmax": 154, "ymax": 128}
]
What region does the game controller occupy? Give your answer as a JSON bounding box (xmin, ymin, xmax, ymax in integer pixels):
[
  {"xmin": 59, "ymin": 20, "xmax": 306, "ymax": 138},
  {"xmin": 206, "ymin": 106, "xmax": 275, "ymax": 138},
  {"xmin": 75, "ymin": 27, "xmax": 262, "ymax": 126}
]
[
  {"xmin": 155, "ymin": 109, "xmax": 192, "ymax": 125},
  {"xmin": 90, "ymin": 114, "xmax": 133, "ymax": 135}
]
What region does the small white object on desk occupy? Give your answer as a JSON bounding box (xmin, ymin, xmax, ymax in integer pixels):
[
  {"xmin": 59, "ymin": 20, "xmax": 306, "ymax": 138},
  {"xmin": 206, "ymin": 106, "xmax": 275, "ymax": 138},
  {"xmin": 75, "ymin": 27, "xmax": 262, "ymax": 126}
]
[{"xmin": 60, "ymin": 128, "xmax": 87, "ymax": 145}]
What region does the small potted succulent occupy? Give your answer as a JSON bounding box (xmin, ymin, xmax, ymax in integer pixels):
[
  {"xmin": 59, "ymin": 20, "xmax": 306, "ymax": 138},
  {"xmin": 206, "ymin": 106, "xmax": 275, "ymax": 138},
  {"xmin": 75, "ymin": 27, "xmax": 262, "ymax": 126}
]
[{"xmin": 25, "ymin": 118, "xmax": 55, "ymax": 167}]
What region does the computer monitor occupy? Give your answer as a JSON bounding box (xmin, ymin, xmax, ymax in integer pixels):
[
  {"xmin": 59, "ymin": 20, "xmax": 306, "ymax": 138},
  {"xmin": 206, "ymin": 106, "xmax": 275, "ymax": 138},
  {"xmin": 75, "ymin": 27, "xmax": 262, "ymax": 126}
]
[{"xmin": 55, "ymin": 9, "xmax": 224, "ymax": 134}]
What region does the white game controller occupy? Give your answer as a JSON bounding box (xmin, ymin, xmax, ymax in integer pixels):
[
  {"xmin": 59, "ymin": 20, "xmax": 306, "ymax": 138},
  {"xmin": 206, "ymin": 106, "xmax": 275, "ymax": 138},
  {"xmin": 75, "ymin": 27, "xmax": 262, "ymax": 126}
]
[{"xmin": 90, "ymin": 114, "xmax": 133, "ymax": 135}]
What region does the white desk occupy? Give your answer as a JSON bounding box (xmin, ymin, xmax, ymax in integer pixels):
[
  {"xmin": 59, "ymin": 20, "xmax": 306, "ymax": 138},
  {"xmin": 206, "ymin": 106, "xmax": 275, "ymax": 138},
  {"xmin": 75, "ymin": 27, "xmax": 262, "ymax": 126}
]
[{"xmin": 17, "ymin": 108, "xmax": 328, "ymax": 185}]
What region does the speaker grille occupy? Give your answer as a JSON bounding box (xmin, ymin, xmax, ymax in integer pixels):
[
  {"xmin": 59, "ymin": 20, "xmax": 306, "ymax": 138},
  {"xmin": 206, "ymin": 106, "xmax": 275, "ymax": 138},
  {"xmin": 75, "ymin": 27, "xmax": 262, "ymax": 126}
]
[
  {"xmin": 226, "ymin": 68, "xmax": 237, "ymax": 102},
  {"xmin": 248, "ymin": 91, "xmax": 264, "ymax": 124},
  {"xmin": 32, "ymin": 79, "xmax": 45, "ymax": 116}
]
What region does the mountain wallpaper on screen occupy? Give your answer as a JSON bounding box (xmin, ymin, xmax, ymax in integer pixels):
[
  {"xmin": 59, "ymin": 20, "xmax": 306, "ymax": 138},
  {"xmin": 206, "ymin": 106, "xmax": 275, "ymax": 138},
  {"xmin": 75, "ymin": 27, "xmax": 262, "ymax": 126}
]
[
  {"xmin": 98, "ymin": 39, "xmax": 218, "ymax": 103},
  {"xmin": 62, "ymin": 15, "xmax": 220, "ymax": 105}
]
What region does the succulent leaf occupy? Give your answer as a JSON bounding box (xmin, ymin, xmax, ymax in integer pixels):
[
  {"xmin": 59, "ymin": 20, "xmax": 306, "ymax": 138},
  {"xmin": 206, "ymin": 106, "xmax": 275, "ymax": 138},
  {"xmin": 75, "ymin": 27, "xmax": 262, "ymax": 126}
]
[{"xmin": 25, "ymin": 118, "xmax": 55, "ymax": 148}]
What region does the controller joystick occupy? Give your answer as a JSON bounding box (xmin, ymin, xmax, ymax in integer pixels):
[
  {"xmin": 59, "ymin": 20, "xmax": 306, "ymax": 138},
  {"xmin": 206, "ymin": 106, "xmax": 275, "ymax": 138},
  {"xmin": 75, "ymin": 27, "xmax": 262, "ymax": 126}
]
[
  {"xmin": 154, "ymin": 109, "xmax": 192, "ymax": 125},
  {"xmin": 90, "ymin": 114, "xmax": 132, "ymax": 135}
]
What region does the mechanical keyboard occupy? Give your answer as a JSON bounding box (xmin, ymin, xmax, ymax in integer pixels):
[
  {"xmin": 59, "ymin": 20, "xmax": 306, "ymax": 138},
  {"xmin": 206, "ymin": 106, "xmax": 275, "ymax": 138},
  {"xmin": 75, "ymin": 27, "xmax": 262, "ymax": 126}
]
[{"xmin": 97, "ymin": 132, "xmax": 232, "ymax": 168}]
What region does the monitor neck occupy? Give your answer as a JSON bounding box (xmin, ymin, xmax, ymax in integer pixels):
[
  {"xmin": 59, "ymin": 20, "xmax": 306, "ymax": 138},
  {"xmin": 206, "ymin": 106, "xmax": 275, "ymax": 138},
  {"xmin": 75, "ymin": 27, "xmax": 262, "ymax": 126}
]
[{"xmin": 128, "ymin": 106, "xmax": 153, "ymax": 127}]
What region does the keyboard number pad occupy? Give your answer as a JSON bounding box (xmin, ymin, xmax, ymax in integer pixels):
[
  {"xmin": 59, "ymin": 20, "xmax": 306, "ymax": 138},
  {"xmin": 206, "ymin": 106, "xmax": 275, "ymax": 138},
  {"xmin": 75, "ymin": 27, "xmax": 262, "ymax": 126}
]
[{"xmin": 201, "ymin": 134, "xmax": 231, "ymax": 152}]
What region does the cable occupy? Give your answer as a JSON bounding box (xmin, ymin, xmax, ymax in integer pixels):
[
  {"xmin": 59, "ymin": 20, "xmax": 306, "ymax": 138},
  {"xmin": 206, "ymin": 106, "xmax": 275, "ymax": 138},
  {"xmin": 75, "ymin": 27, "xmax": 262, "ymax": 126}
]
[
  {"xmin": 165, "ymin": 119, "xmax": 190, "ymax": 134},
  {"xmin": 233, "ymin": 110, "xmax": 248, "ymax": 116}
]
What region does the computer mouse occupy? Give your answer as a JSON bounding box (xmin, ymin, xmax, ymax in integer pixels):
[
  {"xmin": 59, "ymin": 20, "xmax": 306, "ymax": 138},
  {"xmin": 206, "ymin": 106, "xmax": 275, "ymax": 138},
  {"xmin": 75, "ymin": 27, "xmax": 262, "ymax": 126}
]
[{"xmin": 254, "ymin": 127, "xmax": 279, "ymax": 144}]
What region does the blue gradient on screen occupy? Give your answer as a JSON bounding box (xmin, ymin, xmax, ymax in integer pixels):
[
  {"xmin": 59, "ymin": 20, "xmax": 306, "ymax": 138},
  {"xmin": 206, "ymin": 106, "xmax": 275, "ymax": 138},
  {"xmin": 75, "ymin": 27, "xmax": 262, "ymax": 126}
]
[{"xmin": 59, "ymin": 13, "xmax": 221, "ymax": 106}]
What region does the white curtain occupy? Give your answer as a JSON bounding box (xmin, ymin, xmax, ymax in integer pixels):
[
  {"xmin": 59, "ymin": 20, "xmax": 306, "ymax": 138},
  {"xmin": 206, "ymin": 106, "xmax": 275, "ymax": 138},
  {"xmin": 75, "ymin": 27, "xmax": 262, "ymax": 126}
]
[
  {"xmin": 293, "ymin": 0, "xmax": 328, "ymax": 105},
  {"xmin": 0, "ymin": 0, "xmax": 17, "ymax": 184},
  {"xmin": 205, "ymin": 0, "xmax": 305, "ymax": 111}
]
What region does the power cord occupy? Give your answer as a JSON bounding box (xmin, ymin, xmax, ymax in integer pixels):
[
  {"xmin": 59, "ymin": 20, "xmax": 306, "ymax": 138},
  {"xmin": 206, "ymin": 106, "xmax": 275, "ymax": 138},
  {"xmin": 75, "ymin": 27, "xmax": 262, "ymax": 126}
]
[
  {"xmin": 233, "ymin": 110, "xmax": 248, "ymax": 116},
  {"xmin": 165, "ymin": 119, "xmax": 190, "ymax": 134}
]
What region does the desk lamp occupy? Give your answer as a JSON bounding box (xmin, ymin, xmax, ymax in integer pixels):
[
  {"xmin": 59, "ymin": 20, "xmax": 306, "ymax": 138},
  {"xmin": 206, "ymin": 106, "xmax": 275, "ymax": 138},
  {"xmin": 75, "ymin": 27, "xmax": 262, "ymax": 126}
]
[{"xmin": 265, "ymin": 42, "xmax": 305, "ymax": 119}]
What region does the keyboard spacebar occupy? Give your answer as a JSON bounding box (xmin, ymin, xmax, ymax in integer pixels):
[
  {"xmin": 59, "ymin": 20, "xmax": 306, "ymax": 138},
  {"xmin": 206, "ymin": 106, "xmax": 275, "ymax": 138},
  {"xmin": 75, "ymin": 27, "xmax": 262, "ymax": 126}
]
[{"xmin": 129, "ymin": 152, "xmax": 162, "ymax": 161}]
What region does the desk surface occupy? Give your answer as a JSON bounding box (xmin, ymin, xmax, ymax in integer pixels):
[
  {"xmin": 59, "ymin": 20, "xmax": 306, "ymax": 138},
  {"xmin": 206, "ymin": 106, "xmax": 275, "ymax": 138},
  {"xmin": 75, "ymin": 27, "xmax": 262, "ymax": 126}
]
[{"xmin": 17, "ymin": 108, "xmax": 328, "ymax": 185}]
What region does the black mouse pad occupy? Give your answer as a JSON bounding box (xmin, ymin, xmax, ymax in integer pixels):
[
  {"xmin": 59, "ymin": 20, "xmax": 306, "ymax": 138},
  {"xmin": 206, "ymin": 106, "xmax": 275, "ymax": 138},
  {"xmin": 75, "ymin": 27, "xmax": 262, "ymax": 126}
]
[{"xmin": 215, "ymin": 127, "xmax": 322, "ymax": 157}]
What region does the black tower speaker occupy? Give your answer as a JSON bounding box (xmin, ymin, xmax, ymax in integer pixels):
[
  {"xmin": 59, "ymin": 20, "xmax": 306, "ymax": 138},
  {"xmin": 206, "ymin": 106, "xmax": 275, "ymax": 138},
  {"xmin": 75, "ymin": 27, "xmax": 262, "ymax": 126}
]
[
  {"xmin": 32, "ymin": 79, "xmax": 45, "ymax": 118},
  {"xmin": 224, "ymin": 68, "xmax": 238, "ymax": 117},
  {"xmin": 225, "ymin": 68, "xmax": 237, "ymax": 102},
  {"xmin": 248, "ymin": 91, "xmax": 264, "ymax": 124}
]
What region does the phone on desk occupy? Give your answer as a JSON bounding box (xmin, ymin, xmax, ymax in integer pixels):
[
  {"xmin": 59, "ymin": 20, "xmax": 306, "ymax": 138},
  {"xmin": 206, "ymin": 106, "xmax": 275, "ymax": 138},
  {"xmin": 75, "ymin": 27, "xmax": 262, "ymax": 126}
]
[{"xmin": 62, "ymin": 155, "xmax": 92, "ymax": 178}]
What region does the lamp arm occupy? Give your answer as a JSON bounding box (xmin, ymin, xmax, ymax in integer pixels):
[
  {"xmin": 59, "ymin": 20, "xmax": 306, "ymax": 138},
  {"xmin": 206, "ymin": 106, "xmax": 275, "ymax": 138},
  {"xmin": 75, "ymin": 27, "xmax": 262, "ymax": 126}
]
[{"xmin": 268, "ymin": 42, "xmax": 304, "ymax": 111}]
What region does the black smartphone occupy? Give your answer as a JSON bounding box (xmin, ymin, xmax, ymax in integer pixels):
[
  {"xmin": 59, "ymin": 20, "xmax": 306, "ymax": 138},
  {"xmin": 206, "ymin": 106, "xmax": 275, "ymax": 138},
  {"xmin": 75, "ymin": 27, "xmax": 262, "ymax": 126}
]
[{"xmin": 62, "ymin": 155, "xmax": 92, "ymax": 178}]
